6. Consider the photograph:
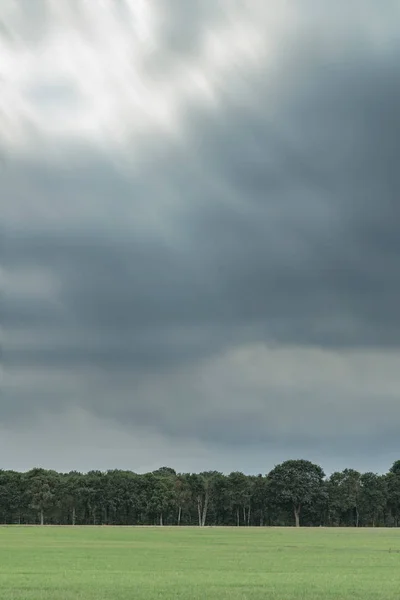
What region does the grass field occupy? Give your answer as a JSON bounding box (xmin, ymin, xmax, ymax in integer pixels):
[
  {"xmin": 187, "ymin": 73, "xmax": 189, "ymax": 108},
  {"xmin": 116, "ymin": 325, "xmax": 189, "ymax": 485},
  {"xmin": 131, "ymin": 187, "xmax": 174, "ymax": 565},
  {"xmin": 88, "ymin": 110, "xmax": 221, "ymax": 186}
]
[{"xmin": 0, "ymin": 527, "xmax": 400, "ymax": 599}]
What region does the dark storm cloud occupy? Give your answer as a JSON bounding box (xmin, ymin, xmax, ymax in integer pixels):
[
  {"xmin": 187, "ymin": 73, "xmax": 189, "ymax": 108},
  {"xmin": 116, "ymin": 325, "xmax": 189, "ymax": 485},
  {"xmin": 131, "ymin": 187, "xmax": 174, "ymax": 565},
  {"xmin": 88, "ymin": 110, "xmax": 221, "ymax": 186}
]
[
  {"xmin": 5, "ymin": 36, "xmax": 400, "ymax": 359},
  {"xmin": 180, "ymin": 53, "xmax": 400, "ymax": 347},
  {"xmin": 3, "ymin": 0, "xmax": 400, "ymax": 466}
]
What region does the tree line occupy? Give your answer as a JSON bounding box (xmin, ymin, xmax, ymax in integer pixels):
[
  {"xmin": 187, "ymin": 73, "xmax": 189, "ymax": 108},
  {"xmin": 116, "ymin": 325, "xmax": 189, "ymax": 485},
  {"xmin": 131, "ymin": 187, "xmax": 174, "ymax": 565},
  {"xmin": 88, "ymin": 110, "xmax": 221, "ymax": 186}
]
[{"xmin": 0, "ymin": 459, "xmax": 400, "ymax": 527}]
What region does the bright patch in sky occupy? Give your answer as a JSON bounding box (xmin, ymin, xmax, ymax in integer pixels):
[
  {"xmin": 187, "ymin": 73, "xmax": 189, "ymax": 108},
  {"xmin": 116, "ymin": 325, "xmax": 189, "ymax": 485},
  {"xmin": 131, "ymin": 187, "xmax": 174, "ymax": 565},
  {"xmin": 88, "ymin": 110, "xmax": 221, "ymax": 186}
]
[{"xmin": 0, "ymin": 0, "xmax": 292, "ymax": 160}]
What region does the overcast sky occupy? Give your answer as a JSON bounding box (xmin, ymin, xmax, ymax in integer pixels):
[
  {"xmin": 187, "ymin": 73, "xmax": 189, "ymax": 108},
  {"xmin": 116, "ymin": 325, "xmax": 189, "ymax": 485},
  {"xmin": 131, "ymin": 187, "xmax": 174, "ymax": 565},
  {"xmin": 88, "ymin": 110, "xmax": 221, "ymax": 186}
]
[{"xmin": 1, "ymin": 0, "xmax": 400, "ymax": 475}]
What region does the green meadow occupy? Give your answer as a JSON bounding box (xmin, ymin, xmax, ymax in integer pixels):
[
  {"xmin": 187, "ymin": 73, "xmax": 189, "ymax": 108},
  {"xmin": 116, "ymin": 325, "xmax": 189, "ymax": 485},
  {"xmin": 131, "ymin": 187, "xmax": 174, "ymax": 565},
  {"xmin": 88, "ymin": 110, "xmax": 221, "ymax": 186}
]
[{"xmin": 0, "ymin": 526, "xmax": 399, "ymax": 599}]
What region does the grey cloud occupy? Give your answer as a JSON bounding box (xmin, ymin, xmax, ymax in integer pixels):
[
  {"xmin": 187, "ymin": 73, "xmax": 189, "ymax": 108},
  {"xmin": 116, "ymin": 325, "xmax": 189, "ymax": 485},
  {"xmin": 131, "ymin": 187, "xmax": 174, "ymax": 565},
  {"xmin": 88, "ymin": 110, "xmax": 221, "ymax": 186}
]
[
  {"xmin": 2, "ymin": 0, "xmax": 400, "ymax": 469},
  {"xmin": 154, "ymin": 0, "xmax": 223, "ymax": 56},
  {"xmin": 0, "ymin": 0, "xmax": 50, "ymax": 44},
  {"xmin": 4, "ymin": 346, "xmax": 400, "ymax": 473},
  {"xmin": 5, "ymin": 40, "xmax": 400, "ymax": 352}
]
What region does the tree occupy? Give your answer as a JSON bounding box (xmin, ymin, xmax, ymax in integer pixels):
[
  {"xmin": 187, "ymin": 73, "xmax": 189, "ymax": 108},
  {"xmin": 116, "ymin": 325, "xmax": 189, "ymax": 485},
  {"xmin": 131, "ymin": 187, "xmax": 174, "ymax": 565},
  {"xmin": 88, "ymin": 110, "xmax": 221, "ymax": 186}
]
[
  {"xmin": 327, "ymin": 469, "xmax": 361, "ymax": 527},
  {"xmin": 387, "ymin": 461, "xmax": 400, "ymax": 526},
  {"xmin": 251, "ymin": 475, "xmax": 268, "ymax": 526},
  {"xmin": 152, "ymin": 467, "xmax": 176, "ymax": 478},
  {"xmin": 0, "ymin": 460, "xmax": 399, "ymax": 527},
  {"xmin": 58, "ymin": 472, "xmax": 84, "ymax": 525},
  {"xmin": 25, "ymin": 468, "xmax": 58, "ymax": 525},
  {"xmin": 227, "ymin": 472, "xmax": 253, "ymax": 526},
  {"xmin": 0, "ymin": 471, "xmax": 25, "ymax": 524},
  {"xmin": 78, "ymin": 471, "xmax": 106, "ymax": 525},
  {"xmin": 143, "ymin": 473, "xmax": 175, "ymax": 525},
  {"xmin": 174, "ymin": 474, "xmax": 192, "ymax": 526},
  {"xmin": 188, "ymin": 472, "xmax": 222, "ymax": 527},
  {"xmin": 359, "ymin": 472, "xmax": 387, "ymax": 527},
  {"xmin": 267, "ymin": 459, "xmax": 325, "ymax": 527}
]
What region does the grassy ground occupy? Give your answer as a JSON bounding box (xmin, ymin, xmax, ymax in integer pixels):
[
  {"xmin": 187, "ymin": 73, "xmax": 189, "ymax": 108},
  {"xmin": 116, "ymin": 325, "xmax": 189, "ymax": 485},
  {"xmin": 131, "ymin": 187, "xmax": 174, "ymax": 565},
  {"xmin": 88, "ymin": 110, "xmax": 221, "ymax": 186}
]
[{"xmin": 0, "ymin": 526, "xmax": 400, "ymax": 599}]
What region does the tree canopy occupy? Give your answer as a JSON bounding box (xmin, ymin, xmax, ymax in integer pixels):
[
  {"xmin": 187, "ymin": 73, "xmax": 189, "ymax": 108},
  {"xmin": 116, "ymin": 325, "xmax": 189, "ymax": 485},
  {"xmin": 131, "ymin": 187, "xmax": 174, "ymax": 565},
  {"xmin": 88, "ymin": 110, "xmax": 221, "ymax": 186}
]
[
  {"xmin": 267, "ymin": 460, "xmax": 326, "ymax": 526},
  {"xmin": 0, "ymin": 460, "xmax": 398, "ymax": 527}
]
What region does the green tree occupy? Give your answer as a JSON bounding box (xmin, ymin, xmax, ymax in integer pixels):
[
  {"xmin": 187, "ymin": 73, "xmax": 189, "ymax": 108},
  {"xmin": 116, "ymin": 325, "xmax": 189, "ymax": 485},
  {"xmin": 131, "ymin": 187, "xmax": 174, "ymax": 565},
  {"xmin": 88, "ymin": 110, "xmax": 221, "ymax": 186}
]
[
  {"xmin": 386, "ymin": 461, "xmax": 400, "ymax": 526},
  {"xmin": 138, "ymin": 473, "xmax": 172, "ymax": 525},
  {"xmin": 25, "ymin": 468, "xmax": 58, "ymax": 525},
  {"xmin": 227, "ymin": 472, "xmax": 253, "ymax": 526},
  {"xmin": 0, "ymin": 471, "xmax": 25, "ymax": 524},
  {"xmin": 188, "ymin": 472, "xmax": 222, "ymax": 526},
  {"xmin": 267, "ymin": 459, "xmax": 325, "ymax": 527},
  {"xmin": 174, "ymin": 474, "xmax": 192, "ymax": 526},
  {"xmin": 359, "ymin": 473, "xmax": 387, "ymax": 527},
  {"xmin": 78, "ymin": 471, "xmax": 106, "ymax": 525},
  {"xmin": 327, "ymin": 469, "xmax": 361, "ymax": 526},
  {"xmin": 250, "ymin": 475, "xmax": 268, "ymax": 526},
  {"xmin": 58, "ymin": 472, "xmax": 84, "ymax": 525}
]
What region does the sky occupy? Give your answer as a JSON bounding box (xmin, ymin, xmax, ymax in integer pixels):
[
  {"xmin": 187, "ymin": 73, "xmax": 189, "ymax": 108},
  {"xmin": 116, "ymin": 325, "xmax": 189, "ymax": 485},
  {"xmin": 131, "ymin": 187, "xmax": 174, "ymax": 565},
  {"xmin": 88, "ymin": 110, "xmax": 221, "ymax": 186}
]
[{"xmin": 1, "ymin": 0, "xmax": 400, "ymax": 476}]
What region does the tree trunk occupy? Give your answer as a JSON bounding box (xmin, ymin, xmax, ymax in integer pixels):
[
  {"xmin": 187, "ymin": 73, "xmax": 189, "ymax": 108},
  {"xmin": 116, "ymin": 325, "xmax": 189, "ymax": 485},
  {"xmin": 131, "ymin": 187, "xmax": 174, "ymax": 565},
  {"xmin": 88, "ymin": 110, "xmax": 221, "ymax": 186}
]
[
  {"xmin": 72, "ymin": 506, "xmax": 76, "ymax": 526},
  {"xmin": 197, "ymin": 497, "xmax": 202, "ymax": 526},
  {"xmin": 201, "ymin": 490, "xmax": 209, "ymax": 527},
  {"xmin": 40, "ymin": 510, "xmax": 44, "ymax": 526},
  {"xmin": 177, "ymin": 506, "xmax": 182, "ymax": 526},
  {"xmin": 243, "ymin": 506, "xmax": 246, "ymax": 526},
  {"xmin": 247, "ymin": 506, "xmax": 251, "ymax": 526},
  {"xmin": 159, "ymin": 513, "xmax": 163, "ymax": 526},
  {"xmin": 294, "ymin": 505, "xmax": 300, "ymax": 527},
  {"xmin": 236, "ymin": 508, "xmax": 240, "ymax": 526}
]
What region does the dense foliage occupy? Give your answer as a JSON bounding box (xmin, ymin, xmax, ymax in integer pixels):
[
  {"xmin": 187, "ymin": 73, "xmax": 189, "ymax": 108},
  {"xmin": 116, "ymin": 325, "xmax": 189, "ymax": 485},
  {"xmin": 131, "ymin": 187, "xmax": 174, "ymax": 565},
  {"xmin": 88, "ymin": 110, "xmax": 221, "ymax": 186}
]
[{"xmin": 0, "ymin": 460, "xmax": 399, "ymax": 527}]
